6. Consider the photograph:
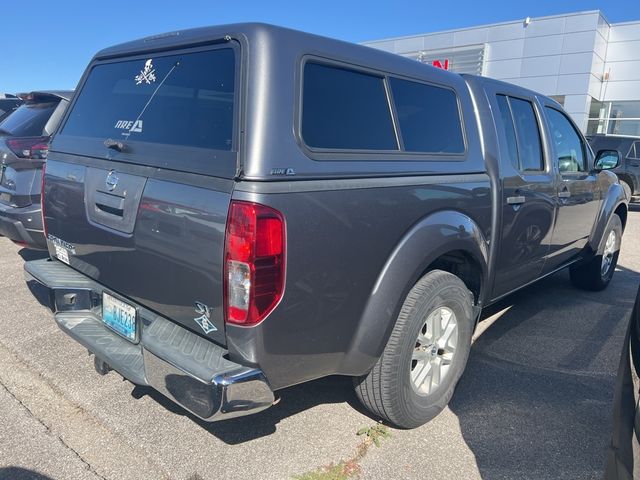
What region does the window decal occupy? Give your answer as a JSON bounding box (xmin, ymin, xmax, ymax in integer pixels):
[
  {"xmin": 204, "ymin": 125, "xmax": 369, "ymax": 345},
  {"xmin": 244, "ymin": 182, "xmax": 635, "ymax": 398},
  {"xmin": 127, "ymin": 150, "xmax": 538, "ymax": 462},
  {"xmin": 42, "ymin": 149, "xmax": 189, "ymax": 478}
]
[
  {"xmin": 62, "ymin": 49, "xmax": 236, "ymax": 153},
  {"xmin": 134, "ymin": 59, "xmax": 157, "ymax": 85},
  {"xmin": 114, "ymin": 119, "xmax": 143, "ymax": 134}
]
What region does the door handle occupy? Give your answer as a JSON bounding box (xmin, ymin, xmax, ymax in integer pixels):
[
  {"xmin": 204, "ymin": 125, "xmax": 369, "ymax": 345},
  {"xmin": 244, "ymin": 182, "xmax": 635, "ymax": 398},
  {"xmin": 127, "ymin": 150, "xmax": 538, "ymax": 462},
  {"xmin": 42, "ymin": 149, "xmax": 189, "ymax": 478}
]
[
  {"xmin": 558, "ymin": 190, "xmax": 571, "ymax": 199},
  {"xmin": 507, "ymin": 195, "xmax": 526, "ymax": 205}
]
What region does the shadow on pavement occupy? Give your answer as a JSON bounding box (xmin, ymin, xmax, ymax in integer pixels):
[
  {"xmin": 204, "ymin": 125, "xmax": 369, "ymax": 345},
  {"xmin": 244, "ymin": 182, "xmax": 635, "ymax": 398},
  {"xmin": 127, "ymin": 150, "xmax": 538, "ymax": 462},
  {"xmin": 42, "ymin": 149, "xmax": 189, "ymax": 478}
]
[
  {"xmin": 18, "ymin": 248, "xmax": 49, "ymax": 262},
  {"xmin": 0, "ymin": 467, "xmax": 54, "ymax": 480},
  {"xmin": 19, "ymin": 249, "xmax": 52, "ymax": 311},
  {"xmin": 449, "ymin": 266, "xmax": 639, "ymax": 480},
  {"xmin": 133, "ymin": 265, "xmax": 640, "ymax": 453},
  {"xmin": 19, "ymin": 235, "xmax": 639, "ymax": 470},
  {"xmin": 132, "ymin": 374, "xmax": 370, "ymax": 445}
]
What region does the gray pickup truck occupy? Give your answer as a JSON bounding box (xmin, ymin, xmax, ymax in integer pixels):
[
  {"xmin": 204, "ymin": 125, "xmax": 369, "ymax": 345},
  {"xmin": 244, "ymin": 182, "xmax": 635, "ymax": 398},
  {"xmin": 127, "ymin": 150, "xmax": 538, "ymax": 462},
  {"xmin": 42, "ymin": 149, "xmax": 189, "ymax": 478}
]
[{"xmin": 24, "ymin": 23, "xmax": 628, "ymax": 429}]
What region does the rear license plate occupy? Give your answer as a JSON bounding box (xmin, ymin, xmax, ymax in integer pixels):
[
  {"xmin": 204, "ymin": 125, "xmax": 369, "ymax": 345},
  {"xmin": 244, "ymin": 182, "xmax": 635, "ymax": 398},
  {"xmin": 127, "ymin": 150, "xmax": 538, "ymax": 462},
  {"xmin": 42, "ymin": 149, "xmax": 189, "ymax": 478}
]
[{"xmin": 102, "ymin": 292, "xmax": 137, "ymax": 342}]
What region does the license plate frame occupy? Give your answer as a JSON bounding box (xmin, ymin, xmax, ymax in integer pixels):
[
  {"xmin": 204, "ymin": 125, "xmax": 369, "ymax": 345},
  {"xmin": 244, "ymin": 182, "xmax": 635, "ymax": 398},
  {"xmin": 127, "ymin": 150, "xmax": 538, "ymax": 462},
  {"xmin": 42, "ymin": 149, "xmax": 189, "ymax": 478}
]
[{"xmin": 102, "ymin": 292, "xmax": 138, "ymax": 343}]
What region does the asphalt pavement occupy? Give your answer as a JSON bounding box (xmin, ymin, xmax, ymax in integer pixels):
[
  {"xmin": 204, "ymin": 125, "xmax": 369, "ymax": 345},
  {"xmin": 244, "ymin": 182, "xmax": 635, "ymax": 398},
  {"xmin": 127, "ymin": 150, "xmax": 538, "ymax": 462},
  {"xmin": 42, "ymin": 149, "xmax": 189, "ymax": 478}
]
[{"xmin": 0, "ymin": 209, "xmax": 638, "ymax": 480}]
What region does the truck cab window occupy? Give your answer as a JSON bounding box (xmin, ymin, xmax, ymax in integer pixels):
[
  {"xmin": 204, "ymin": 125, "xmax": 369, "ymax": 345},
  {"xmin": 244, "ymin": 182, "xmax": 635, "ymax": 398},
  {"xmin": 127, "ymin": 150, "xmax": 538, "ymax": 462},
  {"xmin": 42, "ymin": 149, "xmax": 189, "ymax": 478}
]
[
  {"xmin": 509, "ymin": 98, "xmax": 544, "ymax": 172},
  {"xmin": 495, "ymin": 95, "xmax": 544, "ymax": 172},
  {"xmin": 496, "ymin": 95, "xmax": 519, "ymax": 170},
  {"xmin": 545, "ymin": 107, "xmax": 586, "ymax": 173}
]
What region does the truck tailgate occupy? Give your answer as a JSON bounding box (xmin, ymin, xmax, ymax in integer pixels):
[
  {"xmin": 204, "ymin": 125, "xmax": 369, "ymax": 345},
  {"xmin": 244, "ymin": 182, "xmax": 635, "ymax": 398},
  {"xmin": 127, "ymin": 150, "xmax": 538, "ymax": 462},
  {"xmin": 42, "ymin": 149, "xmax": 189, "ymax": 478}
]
[{"xmin": 43, "ymin": 158, "xmax": 232, "ymax": 345}]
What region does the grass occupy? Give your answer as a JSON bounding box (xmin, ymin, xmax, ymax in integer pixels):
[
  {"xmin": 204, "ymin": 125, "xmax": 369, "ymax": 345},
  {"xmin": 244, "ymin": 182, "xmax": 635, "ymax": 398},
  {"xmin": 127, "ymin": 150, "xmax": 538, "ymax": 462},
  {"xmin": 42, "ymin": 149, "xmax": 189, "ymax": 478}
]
[{"xmin": 293, "ymin": 423, "xmax": 391, "ymax": 480}]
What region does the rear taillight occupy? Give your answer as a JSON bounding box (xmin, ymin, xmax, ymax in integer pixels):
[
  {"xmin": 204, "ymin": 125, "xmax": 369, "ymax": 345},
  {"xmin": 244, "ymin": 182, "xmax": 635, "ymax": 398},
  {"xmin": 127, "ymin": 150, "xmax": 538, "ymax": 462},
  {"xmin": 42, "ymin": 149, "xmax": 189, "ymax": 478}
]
[
  {"xmin": 224, "ymin": 201, "xmax": 285, "ymax": 326},
  {"xmin": 41, "ymin": 162, "xmax": 47, "ymax": 238},
  {"xmin": 6, "ymin": 136, "xmax": 49, "ymax": 159}
]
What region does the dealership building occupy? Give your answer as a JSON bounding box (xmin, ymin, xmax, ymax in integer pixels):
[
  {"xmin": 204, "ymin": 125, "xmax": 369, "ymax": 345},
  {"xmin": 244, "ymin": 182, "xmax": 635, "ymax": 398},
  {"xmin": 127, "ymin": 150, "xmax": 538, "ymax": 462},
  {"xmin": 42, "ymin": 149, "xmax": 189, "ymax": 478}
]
[{"xmin": 363, "ymin": 10, "xmax": 640, "ymax": 136}]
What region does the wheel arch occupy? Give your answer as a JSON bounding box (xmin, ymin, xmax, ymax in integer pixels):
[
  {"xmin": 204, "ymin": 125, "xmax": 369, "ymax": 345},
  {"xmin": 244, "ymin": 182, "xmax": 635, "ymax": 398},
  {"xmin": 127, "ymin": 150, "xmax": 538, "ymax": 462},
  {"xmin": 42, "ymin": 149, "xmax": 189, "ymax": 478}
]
[
  {"xmin": 338, "ymin": 210, "xmax": 488, "ymax": 376},
  {"xmin": 615, "ymin": 203, "xmax": 628, "ymax": 232},
  {"xmin": 422, "ymin": 249, "xmax": 484, "ymax": 306},
  {"xmin": 589, "ymin": 181, "xmax": 629, "ymax": 254}
]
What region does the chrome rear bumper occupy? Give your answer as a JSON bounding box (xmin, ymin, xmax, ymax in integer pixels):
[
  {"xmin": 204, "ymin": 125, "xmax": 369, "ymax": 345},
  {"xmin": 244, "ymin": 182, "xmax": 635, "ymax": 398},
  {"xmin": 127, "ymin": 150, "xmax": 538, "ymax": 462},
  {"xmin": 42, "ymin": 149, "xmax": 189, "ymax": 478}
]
[{"xmin": 24, "ymin": 258, "xmax": 274, "ymax": 421}]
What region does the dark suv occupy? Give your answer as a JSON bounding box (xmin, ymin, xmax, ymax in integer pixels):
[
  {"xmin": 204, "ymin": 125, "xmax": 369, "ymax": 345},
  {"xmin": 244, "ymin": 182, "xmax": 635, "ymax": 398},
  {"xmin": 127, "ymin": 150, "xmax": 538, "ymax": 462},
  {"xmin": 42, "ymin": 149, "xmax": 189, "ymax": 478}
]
[
  {"xmin": 0, "ymin": 91, "xmax": 72, "ymax": 249},
  {"xmin": 588, "ymin": 134, "xmax": 640, "ymax": 201},
  {"xmin": 24, "ymin": 24, "xmax": 628, "ymax": 429},
  {"xmin": 0, "ymin": 94, "xmax": 23, "ymax": 122}
]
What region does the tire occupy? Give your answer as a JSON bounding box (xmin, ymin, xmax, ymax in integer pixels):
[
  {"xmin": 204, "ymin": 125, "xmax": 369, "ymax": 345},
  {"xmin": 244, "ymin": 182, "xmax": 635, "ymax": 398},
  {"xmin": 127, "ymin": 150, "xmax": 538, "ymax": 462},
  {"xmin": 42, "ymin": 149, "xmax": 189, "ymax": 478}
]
[
  {"xmin": 354, "ymin": 270, "xmax": 474, "ymax": 429},
  {"xmin": 570, "ymin": 213, "xmax": 623, "ymax": 291}
]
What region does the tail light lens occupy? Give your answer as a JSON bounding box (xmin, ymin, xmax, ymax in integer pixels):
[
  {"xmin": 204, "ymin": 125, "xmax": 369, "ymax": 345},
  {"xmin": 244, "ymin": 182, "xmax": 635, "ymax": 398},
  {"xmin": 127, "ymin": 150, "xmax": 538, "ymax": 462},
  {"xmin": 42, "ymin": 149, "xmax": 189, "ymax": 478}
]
[
  {"xmin": 224, "ymin": 201, "xmax": 285, "ymax": 326},
  {"xmin": 6, "ymin": 136, "xmax": 50, "ymax": 160},
  {"xmin": 41, "ymin": 162, "xmax": 47, "ymax": 238}
]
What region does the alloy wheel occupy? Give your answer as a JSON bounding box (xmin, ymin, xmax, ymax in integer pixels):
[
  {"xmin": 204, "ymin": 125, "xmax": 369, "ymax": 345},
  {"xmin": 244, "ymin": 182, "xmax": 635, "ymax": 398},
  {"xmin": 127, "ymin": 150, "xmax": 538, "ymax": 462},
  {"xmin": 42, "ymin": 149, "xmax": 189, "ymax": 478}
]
[{"xmin": 410, "ymin": 306, "xmax": 458, "ymax": 396}]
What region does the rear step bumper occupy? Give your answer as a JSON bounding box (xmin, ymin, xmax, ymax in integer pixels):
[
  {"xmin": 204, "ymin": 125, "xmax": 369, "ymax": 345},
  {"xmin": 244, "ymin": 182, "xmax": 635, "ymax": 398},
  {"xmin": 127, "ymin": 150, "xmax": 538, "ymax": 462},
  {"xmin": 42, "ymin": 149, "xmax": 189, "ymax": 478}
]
[{"xmin": 24, "ymin": 258, "xmax": 275, "ymax": 421}]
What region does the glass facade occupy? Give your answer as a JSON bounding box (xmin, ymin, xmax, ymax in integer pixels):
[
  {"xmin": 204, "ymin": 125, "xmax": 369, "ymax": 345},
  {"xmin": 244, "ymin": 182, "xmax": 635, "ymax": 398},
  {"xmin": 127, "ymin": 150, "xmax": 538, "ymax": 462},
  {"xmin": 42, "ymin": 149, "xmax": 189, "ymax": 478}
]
[
  {"xmin": 365, "ymin": 11, "xmax": 640, "ymax": 136},
  {"xmin": 587, "ymin": 100, "xmax": 640, "ymax": 136}
]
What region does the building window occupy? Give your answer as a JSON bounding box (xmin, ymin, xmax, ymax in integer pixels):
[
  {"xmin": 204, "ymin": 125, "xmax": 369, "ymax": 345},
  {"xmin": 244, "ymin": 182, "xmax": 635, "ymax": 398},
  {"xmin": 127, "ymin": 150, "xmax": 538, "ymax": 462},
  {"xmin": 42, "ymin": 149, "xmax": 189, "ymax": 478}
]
[
  {"xmin": 607, "ymin": 101, "xmax": 640, "ymax": 136},
  {"xmin": 406, "ymin": 46, "xmax": 486, "ymax": 76},
  {"xmin": 610, "ymin": 101, "xmax": 640, "ymax": 119},
  {"xmin": 607, "ymin": 120, "xmax": 640, "ymax": 136},
  {"xmin": 587, "ymin": 99, "xmax": 640, "ymax": 136}
]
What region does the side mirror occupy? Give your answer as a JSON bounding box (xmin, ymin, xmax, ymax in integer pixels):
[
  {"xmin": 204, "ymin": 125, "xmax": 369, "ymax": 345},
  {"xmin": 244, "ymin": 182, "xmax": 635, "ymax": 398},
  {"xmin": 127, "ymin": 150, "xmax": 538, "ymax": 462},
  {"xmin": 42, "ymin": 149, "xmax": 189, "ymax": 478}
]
[{"xmin": 595, "ymin": 150, "xmax": 620, "ymax": 171}]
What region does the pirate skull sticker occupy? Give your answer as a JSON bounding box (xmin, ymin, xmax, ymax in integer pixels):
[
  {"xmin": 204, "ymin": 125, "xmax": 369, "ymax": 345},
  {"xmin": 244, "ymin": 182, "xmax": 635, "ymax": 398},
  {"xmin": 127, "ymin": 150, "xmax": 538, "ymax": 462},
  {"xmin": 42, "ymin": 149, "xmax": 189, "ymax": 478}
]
[{"xmin": 135, "ymin": 59, "xmax": 157, "ymax": 85}]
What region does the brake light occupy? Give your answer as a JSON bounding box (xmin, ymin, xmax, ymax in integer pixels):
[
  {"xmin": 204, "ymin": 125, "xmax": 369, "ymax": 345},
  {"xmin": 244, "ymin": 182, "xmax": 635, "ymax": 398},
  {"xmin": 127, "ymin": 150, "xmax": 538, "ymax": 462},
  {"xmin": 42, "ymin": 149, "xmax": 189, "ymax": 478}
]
[
  {"xmin": 6, "ymin": 136, "xmax": 49, "ymax": 159},
  {"xmin": 224, "ymin": 201, "xmax": 285, "ymax": 326},
  {"xmin": 41, "ymin": 162, "xmax": 47, "ymax": 238}
]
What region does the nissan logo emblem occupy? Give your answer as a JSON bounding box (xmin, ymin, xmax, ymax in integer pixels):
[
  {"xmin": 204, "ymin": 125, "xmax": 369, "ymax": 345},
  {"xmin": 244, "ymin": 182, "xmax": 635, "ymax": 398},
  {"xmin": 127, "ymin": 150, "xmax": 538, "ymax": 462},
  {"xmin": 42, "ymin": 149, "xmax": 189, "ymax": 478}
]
[{"xmin": 105, "ymin": 171, "xmax": 119, "ymax": 191}]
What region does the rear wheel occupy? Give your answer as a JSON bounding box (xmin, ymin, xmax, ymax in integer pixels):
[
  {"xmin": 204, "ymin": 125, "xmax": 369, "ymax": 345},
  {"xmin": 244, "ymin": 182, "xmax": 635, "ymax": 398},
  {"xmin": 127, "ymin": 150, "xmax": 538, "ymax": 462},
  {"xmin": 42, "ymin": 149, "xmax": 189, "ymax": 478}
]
[
  {"xmin": 354, "ymin": 270, "xmax": 474, "ymax": 429},
  {"xmin": 570, "ymin": 214, "xmax": 622, "ymax": 291}
]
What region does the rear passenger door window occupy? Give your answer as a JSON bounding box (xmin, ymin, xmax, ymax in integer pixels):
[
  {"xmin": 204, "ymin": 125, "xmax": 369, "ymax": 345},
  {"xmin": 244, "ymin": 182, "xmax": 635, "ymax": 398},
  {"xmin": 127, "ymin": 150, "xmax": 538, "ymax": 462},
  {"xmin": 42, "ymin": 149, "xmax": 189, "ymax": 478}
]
[
  {"xmin": 496, "ymin": 95, "xmax": 520, "ymax": 171},
  {"xmin": 301, "ymin": 62, "xmax": 398, "ymax": 151},
  {"xmin": 388, "ymin": 77, "xmax": 464, "ymax": 154},
  {"xmin": 496, "ymin": 95, "xmax": 544, "ymax": 172}
]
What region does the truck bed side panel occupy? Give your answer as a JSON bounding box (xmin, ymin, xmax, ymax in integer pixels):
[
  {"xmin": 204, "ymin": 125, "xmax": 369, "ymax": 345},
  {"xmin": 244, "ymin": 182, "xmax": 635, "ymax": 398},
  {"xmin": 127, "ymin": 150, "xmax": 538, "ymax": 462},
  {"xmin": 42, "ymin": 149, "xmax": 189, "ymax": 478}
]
[{"xmin": 226, "ymin": 176, "xmax": 492, "ymax": 389}]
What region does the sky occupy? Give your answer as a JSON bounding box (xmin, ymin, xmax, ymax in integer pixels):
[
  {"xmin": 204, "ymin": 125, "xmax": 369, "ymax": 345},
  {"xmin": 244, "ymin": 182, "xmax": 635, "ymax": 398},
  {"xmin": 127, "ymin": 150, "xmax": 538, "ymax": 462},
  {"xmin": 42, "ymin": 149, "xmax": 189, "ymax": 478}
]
[{"xmin": 2, "ymin": 0, "xmax": 639, "ymax": 93}]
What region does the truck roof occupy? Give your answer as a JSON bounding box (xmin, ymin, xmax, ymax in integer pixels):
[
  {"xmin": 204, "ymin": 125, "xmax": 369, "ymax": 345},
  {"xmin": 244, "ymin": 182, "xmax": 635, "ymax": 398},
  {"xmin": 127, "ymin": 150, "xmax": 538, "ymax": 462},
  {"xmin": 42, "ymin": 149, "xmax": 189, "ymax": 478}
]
[
  {"xmin": 30, "ymin": 90, "xmax": 74, "ymax": 101},
  {"xmin": 587, "ymin": 134, "xmax": 639, "ymax": 152},
  {"xmin": 71, "ymin": 22, "xmax": 486, "ymax": 181},
  {"xmin": 462, "ymin": 74, "xmax": 561, "ymax": 109},
  {"xmin": 93, "ymin": 22, "xmax": 461, "ymax": 84},
  {"xmin": 588, "ymin": 134, "xmax": 640, "ymax": 141}
]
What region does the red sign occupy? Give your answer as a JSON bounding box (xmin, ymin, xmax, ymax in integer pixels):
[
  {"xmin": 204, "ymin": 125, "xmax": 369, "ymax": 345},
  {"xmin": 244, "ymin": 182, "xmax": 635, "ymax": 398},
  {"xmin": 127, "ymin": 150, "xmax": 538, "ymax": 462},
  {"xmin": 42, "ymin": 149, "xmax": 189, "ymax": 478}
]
[{"xmin": 432, "ymin": 59, "xmax": 450, "ymax": 70}]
